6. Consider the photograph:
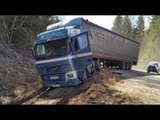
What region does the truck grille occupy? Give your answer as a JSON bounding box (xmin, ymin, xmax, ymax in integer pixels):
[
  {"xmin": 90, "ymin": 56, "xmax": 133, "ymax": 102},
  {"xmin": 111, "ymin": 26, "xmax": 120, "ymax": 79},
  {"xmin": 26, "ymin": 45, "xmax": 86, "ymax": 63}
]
[
  {"xmin": 46, "ymin": 66, "xmax": 61, "ymax": 74},
  {"xmin": 46, "ymin": 65, "xmax": 71, "ymax": 74}
]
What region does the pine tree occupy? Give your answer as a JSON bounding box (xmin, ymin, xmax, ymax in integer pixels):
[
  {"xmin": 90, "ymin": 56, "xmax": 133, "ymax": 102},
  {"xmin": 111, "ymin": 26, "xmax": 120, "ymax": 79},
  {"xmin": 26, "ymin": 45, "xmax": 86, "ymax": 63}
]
[
  {"xmin": 137, "ymin": 16, "xmax": 160, "ymax": 69},
  {"xmin": 130, "ymin": 16, "xmax": 145, "ymax": 42},
  {"xmin": 0, "ymin": 16, "xmax": 60, "ymax": 51},
  {"xmin": 121, "ymin": 16, "xmax": 132, "ymax": 39},
  {"xmin": 112, "ymin": 16, "xmax": 123, "ymax": 34},
  {"xmin": 136, "ymin": 16, "xmax": 145, "ymax": 43},
  {"xmin": 132, "ymin": 25, "xmax": 139, "ymax": 40}
]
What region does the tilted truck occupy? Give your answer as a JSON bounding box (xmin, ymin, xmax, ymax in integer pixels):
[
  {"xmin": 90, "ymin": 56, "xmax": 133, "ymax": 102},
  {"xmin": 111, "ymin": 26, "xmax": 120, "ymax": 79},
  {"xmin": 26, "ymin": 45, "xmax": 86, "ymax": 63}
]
[{"xmin": 32, "ymin": 17, "xmax": 140, "ymax": 87}]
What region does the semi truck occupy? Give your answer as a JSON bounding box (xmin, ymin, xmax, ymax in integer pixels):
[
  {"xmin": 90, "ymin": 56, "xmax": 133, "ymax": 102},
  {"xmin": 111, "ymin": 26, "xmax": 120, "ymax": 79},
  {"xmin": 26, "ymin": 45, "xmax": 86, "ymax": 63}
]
[{"xmin": 32, "ymin": 17, "xmax": 140, "ymax": 87}]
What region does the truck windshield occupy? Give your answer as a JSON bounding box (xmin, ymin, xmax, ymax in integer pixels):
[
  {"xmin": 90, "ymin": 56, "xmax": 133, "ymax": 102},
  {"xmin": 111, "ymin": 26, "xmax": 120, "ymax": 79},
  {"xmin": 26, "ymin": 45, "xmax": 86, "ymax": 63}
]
[{"xmin": 36, "ymin": 38, "xmax": 69, "ymax": 60}]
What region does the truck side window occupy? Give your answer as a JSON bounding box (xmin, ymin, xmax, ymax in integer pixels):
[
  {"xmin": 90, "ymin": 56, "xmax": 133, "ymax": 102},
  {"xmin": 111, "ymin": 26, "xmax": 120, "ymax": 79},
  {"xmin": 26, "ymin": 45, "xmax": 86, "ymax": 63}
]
[
  {"xmin": 75, "ymin": 38, "xmax": 79, "ymax": 51},
  {"xmin": 74, "ymin": 34, "xmax": 88, "ymax": 51},
  {"xmin": 36, "ymin": 44, "xmax": 45, "ymax": 56}
]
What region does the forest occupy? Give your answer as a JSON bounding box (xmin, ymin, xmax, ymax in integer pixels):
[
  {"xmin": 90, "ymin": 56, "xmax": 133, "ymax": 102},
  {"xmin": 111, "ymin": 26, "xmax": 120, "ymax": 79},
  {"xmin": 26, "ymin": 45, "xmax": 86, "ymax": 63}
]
[{"xmin": 112, "ymin": 15, "xmax": 160, "ymax": 69}]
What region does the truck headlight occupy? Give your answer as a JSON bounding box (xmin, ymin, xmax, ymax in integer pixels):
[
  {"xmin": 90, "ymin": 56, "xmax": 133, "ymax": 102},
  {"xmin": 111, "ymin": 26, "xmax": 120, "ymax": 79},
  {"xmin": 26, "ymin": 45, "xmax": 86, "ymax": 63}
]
[{"xmin": 65, "ymin": 71, "xmax": 77, "ymax": 80}]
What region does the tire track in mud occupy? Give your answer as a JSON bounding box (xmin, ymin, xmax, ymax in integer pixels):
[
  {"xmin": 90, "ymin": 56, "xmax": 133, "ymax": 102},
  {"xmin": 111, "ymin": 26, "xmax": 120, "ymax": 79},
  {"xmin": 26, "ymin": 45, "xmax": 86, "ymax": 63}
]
[{"xmin": 9, "ymin": 87, "xmax": 54, "ymax": 105}]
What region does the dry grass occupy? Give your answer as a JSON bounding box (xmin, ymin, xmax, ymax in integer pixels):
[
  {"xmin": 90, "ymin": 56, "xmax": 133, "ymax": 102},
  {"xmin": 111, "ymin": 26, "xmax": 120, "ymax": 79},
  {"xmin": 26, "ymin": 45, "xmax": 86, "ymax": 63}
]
[{"xmin": 0, "ymin": 44, "xmax": 42, "ymax": 104}]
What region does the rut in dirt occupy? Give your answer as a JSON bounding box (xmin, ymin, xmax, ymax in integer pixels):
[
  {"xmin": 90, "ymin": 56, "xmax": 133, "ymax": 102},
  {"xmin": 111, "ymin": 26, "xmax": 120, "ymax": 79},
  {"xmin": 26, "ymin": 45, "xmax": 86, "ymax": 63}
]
[{"xmin": 9, "ymin": 87, "xmax": 54, "ymax": 105}]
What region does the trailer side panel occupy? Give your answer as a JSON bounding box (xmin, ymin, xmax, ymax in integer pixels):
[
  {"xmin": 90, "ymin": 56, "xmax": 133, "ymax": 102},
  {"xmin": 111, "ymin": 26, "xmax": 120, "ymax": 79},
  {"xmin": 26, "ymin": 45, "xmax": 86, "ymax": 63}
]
[{"xmin": 81, "ymin": 19, "xmax": 140, "ymax": 64}]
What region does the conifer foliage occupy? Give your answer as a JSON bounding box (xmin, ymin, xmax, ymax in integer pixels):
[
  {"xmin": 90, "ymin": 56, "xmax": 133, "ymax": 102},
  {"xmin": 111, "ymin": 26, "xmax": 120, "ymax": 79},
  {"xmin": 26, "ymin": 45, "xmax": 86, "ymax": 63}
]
[{"xmin": 0, "ymin": 16, "xmax": 59, "ymax": 51}]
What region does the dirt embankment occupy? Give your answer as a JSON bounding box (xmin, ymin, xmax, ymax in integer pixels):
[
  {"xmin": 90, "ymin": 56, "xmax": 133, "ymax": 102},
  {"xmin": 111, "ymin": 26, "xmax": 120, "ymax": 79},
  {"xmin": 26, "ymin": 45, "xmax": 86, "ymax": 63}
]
[
  {"xmin": 67, "ymin": 69, "xmax": 142, "ymax": 104},
  {"xmin": 0, "ymin": 42, "xmax": 42, "ymax": 104}
]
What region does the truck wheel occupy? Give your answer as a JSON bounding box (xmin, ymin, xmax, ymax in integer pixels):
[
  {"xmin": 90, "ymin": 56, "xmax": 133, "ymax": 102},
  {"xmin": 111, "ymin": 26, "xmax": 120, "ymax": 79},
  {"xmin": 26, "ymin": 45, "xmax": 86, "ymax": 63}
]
[
  {"xmin": 81, "ymin": 70, "xmax": 88, "ymax": 83},
  {"xmin": 157, "ymin": 69, "xmax": 160, "ymax": 75},
  {"xmin": 147, "ymin": 68, "xmax": 150, "ymax": 73},
  {"xmin": 119, "ymin": 62, "xmax": 125, "ymax": 70},
  {"xmin": 123, "ymin": 62, "xmax": 126, "ymax": 70},
  {"xmin": 125, "ymin": 62, "xmax": 129, "ymax": 70},
  {"xmin": 95, "ymin": 60, "xmax": 101, "ymax": 71},
  {"xmin": 128, "ymin": 63, "xmax": 132, "ymax": 70},
  {"xmin": 121, "ymin": 62, "xmax": 126, "ymax": 70},
  {"xmin": 126, "ymin": 62, "xmax": 131, "ymax": 70}
]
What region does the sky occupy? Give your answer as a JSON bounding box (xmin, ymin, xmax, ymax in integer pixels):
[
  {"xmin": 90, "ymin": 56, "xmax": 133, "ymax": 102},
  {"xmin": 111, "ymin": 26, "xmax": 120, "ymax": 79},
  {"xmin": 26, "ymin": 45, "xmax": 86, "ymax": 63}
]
[
  {"xmin": 58, "ymin": 15, "xmax": 151, "ymax": 30},
  {"xmin": 59, "ymin": 15, "xmax": 116, "ymax": 30}
]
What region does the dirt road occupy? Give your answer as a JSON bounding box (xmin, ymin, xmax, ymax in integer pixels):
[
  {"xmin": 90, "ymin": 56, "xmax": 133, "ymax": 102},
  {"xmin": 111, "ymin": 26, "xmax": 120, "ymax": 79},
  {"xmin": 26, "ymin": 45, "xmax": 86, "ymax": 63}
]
[
  {"xmin": 22, "ymin": 68, "xmax": 160, "ymax": 105},
  {"xmin": 111, "ymin": 69, "xmax": 160, "ymax": 104}
]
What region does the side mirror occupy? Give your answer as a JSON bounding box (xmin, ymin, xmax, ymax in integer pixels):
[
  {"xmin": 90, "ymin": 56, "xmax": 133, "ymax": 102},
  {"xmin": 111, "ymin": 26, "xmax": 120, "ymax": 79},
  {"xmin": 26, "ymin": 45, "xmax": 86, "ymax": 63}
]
[
  {"xmin": 74, "ymin": 25, "xmax": 80, "ymax": 29},
  {"xmin": 31, "ymin": 47, "xmax": 35, "ymax": 59}
]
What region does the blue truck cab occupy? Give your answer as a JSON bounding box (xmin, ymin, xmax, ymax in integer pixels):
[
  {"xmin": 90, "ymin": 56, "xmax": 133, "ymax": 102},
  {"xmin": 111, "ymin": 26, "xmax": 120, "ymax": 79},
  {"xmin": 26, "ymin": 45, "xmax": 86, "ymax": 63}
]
[{"xmin": 33, "ymin": 18, "xmax": 93, "ymax": 87}]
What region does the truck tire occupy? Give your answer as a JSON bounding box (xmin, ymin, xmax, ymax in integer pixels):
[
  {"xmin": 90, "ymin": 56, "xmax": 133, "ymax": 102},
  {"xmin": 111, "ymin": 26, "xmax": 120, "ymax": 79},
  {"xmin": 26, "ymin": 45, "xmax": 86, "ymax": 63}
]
[
  {"xmin": 81, "ymin": 70, "xmax": 88, "ymax": 83},
  {"xmin": 119, "ymin": 62, "xmax": 125, "ymax": 70},
  {"xmin": 121, "ymin": 62, "xmax": 126, "ymax": 70},
  {"xmin": 128, "ymin": 63, "xmax": 132, "ymax": 70},
  {"xmin": 126, "ymin": 62, "xmax": 131, "ymax": 70},
  {"xmin": 95, "ymin": 59, "xmax": 101, "ymax": 71},
  {"xmin": 125, "ymin": 62, "xmax": 129, "ymax": 70}
]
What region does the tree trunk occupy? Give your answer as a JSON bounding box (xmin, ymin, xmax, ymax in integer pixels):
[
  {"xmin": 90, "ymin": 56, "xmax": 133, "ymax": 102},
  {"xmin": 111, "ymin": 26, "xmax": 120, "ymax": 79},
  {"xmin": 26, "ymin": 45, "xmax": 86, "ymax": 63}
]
[
  {"xmin": 2, "ymin": 16, "xmax": 10, "ymax": 45},
  {"xmin": 10, "ymin": 16, "xmax": 18, "ymax": 43}
]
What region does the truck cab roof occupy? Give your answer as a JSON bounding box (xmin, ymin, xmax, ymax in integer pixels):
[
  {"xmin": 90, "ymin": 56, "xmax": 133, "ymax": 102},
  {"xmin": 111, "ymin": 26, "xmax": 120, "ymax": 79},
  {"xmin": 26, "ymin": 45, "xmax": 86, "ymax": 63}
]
[{"xmin": 46, "ymin": 17, "xmax": 83, "ymax": 31}]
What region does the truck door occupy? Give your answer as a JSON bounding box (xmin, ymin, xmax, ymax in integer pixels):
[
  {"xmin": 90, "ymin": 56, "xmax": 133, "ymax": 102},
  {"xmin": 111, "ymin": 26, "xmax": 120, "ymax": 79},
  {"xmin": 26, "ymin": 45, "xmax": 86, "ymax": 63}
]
[{"xmin": 71, "ymin": 32, "xmax": 92, "ymax": 75}]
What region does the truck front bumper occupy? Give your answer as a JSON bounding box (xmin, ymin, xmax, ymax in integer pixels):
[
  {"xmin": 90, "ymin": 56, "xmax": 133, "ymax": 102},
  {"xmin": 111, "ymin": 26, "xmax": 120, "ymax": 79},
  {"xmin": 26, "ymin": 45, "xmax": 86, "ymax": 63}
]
[{"xmin": 41, "ymin": 73, "xmax": 81, "ymax": 87}]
